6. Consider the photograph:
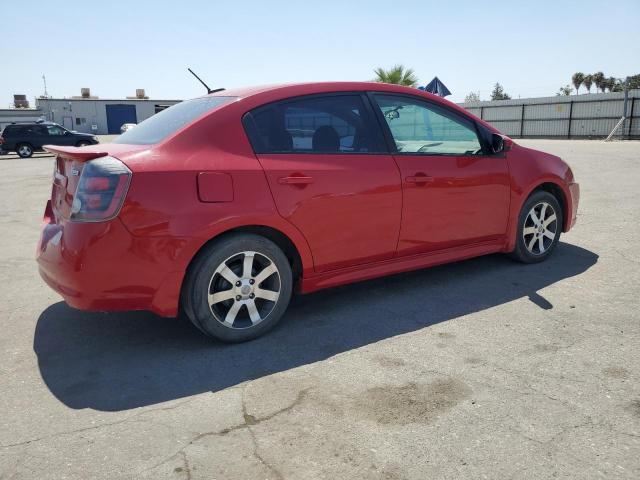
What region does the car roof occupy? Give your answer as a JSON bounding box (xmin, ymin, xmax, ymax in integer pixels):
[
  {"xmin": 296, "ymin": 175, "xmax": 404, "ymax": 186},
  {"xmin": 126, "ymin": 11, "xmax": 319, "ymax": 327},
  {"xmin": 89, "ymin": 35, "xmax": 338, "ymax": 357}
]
[
  {"xmin": 210, "ymin": 81, "xmax": 427, "ymax": 98},
  {"xmin": 5, "ymin": 121, "xmax": 56, "ymax": 126}
]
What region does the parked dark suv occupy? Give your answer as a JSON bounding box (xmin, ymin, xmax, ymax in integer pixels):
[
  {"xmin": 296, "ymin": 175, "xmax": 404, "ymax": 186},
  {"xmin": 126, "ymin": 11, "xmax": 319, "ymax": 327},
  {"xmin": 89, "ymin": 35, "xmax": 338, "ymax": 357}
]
[{"xmin": 0, "ymin": 122, "xmax": 99, "ymax": 158}]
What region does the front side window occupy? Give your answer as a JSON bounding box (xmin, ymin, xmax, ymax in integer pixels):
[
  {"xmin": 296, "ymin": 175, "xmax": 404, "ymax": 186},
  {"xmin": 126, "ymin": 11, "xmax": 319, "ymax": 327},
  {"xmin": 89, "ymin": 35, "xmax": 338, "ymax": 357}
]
[
  {"xmin": 245, "ymin": 95, "xmax": 380, "ymax": 154},
  {"xmin": 47, "ymin": 125, "xmax": 65, "ymax": 136},
  {"xmin": 373, "ymin": 94, "xmax": 482, "ymax": 155}
]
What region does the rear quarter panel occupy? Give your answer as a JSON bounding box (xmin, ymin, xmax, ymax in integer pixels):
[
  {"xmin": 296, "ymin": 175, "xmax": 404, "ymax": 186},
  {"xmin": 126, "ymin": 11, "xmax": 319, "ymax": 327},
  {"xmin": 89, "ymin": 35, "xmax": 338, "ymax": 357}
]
[{"xmin": 116, "ymin": 106, "xmax": 315, "ymax": 279}]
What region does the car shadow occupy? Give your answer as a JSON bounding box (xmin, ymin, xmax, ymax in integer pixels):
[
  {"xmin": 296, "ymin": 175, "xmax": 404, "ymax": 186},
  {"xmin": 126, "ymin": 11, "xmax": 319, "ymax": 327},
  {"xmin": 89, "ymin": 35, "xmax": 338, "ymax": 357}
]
[{"xmin": 34, "ymin": 242, "xmax": 597, "ymax": 411}]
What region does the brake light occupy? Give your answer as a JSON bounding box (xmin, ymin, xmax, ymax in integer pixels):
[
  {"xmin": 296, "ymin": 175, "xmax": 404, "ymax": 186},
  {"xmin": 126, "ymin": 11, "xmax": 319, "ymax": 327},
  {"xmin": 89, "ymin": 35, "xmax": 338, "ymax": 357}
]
[
  {"xmin": 70, "ymin": 156, "xmax": 131, "ymax": 222},
  {"xmin": 0, "ymin": 136, "xmax": 4, "ymax": 145}
]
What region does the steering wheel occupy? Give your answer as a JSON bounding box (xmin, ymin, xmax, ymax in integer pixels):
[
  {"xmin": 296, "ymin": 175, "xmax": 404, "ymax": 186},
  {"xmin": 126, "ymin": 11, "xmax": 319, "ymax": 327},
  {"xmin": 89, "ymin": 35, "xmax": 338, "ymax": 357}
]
[{"xmin": 417, "ymin": 142, "xmax": 443, "ymax": 153}]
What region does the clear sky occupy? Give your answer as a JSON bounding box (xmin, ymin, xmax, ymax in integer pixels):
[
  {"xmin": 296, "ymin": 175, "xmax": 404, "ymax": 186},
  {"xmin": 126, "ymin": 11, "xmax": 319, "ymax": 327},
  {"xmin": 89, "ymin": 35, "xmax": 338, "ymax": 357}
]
[{"xmin": 2, "ymin": 0, "xmax": 639, "ymax": 106}]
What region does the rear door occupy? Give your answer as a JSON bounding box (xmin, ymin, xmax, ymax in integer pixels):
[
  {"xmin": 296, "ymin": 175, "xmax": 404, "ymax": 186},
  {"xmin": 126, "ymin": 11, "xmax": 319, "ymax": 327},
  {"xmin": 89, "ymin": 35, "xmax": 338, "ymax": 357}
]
[
  {"xmin": 370, "ymin": 93, "xmax": 510, "ymax": 256},
  {"xmin": 244, "ymin": 93, "xmax": 402, "ymax": 273}
]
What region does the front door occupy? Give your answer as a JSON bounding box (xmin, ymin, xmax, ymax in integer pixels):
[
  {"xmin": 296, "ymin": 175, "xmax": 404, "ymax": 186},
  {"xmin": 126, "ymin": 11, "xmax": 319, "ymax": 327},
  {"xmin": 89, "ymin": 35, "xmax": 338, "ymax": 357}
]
[
  {"xmin": 45, "ymin": 124, "xmax": 75, "ymax": 146},
  {"xmin": 245, "ymin": 94, "xmax": 402, "ymax": 273},
  {"xmin": 371, "ymin": 93, "xmax": 511, "ymax": 256}
]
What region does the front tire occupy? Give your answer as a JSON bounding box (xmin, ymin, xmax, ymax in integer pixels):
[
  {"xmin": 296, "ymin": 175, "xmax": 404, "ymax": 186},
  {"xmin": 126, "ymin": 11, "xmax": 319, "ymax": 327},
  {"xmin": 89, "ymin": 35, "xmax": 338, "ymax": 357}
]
[
  {"xmin": 76, "ymin": 141, "xmax": 90, "ymax": 147},
  {"xmin": 182, "ymin": 234, "xmax": 293, "ymax": 342},
  {"xmin": 510, "ymin": 191, "xmax": 563, "ymax": 263},
  {"xmin": 16, "ymin": 143, "xmax": 33, "ymax": 158}
]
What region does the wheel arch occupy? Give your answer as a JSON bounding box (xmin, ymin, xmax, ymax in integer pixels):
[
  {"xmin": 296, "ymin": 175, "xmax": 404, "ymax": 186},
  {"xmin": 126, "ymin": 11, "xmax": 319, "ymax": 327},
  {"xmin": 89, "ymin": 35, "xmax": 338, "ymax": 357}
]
[
  {"xmin": 16, "ymin": 142, "xmax": 34, "ymax": 154},
  {"xmin": 530, "ymin": 182, "xmax": 568, "ymax": 230},
  {"xmin": 181, "ymin": 223, "xmax": 310, "ymax": 294},
  {"xmin": 506, "ymin": 178, "xmax": 572, "ymax": 252}
]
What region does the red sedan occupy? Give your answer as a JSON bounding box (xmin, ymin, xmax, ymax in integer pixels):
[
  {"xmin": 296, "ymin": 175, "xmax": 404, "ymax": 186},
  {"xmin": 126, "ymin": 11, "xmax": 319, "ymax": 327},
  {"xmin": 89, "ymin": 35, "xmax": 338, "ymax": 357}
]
[{"xmin": 37, "ymin": 82, "xmax": 579, "ymax": 342}]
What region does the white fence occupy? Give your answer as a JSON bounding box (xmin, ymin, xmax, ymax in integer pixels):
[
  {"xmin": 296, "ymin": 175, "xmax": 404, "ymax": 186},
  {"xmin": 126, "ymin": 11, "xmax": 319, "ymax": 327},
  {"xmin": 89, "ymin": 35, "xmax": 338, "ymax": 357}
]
[{"xmin": 458, "ymin": 90, "xmax": 640, "ymax": 139}]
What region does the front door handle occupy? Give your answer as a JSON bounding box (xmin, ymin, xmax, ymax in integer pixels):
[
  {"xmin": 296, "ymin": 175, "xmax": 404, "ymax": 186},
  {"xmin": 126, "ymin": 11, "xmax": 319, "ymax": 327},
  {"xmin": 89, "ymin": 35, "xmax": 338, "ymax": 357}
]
[
  {"xmin": 278, "ymin": 175, "xmax": 314, "ymax": 185},
  {"xmin": 405, "ymin": 173, "xmax": 434, "ymax": 185}
]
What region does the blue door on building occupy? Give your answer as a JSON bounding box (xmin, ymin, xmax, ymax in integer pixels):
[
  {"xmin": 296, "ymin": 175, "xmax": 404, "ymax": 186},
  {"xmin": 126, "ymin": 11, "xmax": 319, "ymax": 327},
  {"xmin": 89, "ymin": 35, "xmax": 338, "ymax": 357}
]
[{"xmin": 106, "ymin": 104, "xmax": 137, "ymax": 134}]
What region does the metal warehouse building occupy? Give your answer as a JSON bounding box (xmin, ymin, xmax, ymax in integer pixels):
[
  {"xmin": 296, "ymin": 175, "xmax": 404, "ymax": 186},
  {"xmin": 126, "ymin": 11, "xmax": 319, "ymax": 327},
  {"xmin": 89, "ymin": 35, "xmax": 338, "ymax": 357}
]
[{"xmin": 35, "ymin": 89, "xmax": 181, "ymax": 135}]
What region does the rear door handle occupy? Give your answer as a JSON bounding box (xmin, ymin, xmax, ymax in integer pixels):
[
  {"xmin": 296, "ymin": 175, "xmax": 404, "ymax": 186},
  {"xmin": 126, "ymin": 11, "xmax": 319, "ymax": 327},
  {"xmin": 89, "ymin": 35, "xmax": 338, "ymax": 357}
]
[
  {"xmin": 278, "ymin": 175, "xmax": 314, "ymax": 185},
  {"xmin": 405, "ymin": 173, "xmax": 434, "ymax": 185}
]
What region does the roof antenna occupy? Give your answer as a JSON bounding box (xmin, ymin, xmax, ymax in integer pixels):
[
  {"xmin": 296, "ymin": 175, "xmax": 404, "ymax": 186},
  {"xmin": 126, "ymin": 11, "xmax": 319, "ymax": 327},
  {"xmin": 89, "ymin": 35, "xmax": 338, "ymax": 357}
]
[{"xmin": 187, "ymin": 68, "xmax": 225, "ymax": 94}]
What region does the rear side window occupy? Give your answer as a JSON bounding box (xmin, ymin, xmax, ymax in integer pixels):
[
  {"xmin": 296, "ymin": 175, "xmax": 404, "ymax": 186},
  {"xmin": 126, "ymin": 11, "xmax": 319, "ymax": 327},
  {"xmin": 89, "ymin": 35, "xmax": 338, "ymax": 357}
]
[
  {"xmin": 244, "ymin": 95, "xmax": 383, "ymax": 154},
  {"xmin": 5, "ymin": 125, "xmax": 40, "ymax": 135},
  {"xmin": 3, "ymin": 125, "xmax": 28, "ymax": 135},
  {"xmin": 114, "ymin": 96, "xmax": 236, "ymax": 145}
]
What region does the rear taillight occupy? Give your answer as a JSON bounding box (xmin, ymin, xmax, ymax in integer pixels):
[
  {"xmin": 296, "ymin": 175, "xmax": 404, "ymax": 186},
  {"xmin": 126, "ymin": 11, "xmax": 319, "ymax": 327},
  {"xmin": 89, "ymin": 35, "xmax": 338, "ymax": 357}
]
[
  {"xmin": 70, "ymin": 156, "xmax": 131, "ymax": 222},
  {"xmin": 0, "ymin": 136, "xmax": 4, "ymax": 145}
]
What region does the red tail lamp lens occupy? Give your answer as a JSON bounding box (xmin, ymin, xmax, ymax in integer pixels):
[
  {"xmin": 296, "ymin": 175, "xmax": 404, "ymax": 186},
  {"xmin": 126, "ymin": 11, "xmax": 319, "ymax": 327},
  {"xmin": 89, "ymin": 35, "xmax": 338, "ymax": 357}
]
[
  {"xmin": 84, "ymin": 176, "xmax": 112, "ymax": 191},
  {"xmin": 71, "ymin": 156, "xmax": 131, "ymax": 222}
]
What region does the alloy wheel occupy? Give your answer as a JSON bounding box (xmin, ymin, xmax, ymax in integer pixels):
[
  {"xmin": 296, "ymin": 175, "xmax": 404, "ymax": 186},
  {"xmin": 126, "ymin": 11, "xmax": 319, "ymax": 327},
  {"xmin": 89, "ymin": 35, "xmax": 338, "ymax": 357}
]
[
  {"xmin": 18, "ymin": 145, "xmax": 32, "ymax": 157},
  {"xmin": 522, "ymin": 201, "xmax": 558, "ymax": 255},
  {"xmin": 207, "ymin": 251, "xmax": 281, "ymax": 329}
]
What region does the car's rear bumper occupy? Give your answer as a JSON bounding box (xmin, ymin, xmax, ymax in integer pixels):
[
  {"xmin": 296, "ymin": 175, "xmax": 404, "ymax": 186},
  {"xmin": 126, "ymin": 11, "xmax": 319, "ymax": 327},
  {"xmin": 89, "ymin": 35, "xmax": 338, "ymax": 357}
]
[{"xmin": 36, "ymin": 201, "xmax": 186, "ymax": 317}]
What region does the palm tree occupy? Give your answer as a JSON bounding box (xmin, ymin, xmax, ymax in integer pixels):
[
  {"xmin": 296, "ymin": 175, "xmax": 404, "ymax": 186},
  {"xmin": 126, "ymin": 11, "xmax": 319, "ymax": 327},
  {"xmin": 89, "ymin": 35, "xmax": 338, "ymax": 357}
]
[
  {"xmin": 572, "ymin": 72, "xmax": 585, "ymax": 94},
  {"xmin": 583, "ymin": 74, "xmax": 593, "ymax": 93},
  {"xmin": 607, "ymin": 77, "xmax": 623, "ymax": 92},
  {"xmin": 373, "ymin": 65, "xmax": 418, "ymax": 87},
  {"xmin": 592, "ymin": 72, "xmax": 606, "ymax": 92}
]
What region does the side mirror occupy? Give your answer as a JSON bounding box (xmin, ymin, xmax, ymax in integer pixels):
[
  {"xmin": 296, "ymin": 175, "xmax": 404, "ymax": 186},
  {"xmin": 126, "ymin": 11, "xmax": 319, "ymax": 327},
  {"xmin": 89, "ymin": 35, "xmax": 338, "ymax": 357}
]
[
  {"xmin": 385, "ymin": 109, "xmax": 400, "ymax": 120},
  {"xmin": 491, "ymin": 133, "xmax": 504, "ymax": 154}
]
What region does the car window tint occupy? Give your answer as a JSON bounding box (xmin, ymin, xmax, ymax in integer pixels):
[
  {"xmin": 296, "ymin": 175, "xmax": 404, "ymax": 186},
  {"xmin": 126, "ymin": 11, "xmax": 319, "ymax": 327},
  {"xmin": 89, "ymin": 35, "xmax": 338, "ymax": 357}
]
[
  {"xmin": 8, "ymin": 125, "xmax": 35, "ymax": 135},
  {"xmin": 114, "ymin": 96, "xmax": 236, "ymax": 145},
  {"xmin": 373, "ymin": 94, "xmax": 482, "ymax": 155},
  {"xmin": 246, "ymin": 95, "xmax": 378, "ymax": 154},
  {"xmin": 5, "ymin": 125, "xmax": 25, "ymax": 134},
  {"xmin": 47, "ymin": 125, "xmax": 65, "ymax": 136}
]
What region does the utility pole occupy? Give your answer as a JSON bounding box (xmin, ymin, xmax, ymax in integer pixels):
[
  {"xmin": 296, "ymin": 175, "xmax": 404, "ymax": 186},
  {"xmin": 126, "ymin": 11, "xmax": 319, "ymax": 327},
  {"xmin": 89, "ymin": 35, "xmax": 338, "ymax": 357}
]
[
  {"xmin": 622, "ymin": 76, "xmax": 629, "ymax": 139},
  {"xmin": 42, "ymin": 74, "xmax": 49, "ymax": 98}
]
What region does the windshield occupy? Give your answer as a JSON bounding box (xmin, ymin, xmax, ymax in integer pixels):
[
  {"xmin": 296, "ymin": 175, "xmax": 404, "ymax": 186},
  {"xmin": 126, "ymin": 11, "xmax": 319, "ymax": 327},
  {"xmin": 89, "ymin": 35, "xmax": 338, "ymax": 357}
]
[{"xmin": 114, "ymin": 96, "xmax": 236, "ymax": 145}]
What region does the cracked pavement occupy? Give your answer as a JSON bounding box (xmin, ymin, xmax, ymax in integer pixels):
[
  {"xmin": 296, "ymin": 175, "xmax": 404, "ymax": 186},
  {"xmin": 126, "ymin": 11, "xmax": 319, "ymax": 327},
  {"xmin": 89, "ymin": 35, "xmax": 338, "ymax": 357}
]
[{"xmin": 0, "ymin": 139, "xmax": 639, "ymax": 479}]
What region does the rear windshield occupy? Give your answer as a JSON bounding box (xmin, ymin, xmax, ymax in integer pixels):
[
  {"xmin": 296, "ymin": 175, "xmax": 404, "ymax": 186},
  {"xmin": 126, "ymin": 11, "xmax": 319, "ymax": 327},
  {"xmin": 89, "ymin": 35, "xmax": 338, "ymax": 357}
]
[{"xmin": 114, "ymin": 96, "xmax": 236, "ymax": 145}]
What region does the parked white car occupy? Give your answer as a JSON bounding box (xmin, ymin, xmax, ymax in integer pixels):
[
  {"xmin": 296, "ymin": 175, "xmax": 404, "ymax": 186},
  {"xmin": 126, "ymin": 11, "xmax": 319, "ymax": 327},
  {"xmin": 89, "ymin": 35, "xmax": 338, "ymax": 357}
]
[{"xmin": 120, "ymin": 123, "xmax": 136, "ymax": 133}]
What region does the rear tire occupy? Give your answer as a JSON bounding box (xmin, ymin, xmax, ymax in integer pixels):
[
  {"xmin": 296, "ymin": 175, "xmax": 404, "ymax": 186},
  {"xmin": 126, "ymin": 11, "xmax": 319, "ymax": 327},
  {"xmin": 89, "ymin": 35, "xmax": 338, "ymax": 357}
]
[
  {"xmin": 76, "ymin": 141, "xmax": 90, "ymax": 147},
  {"xmin": 182, "ymin": 234, "xmax": 293, "ymax": 342},
  {"xmin": 16, "ymin": 143, "xmax": 33, "ymax": 158},
  {"xmin": 509, "ymin": 191, "xmax": 563, "ymax": 263}
]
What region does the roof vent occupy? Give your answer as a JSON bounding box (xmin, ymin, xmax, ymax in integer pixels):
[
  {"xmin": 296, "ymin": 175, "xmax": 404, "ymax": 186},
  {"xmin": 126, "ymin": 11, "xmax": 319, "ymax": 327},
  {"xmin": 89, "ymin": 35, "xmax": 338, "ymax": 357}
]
[
  {"xmin": 13, "ymin": 94, "xmax": 29, "ymax": 109},
  {"xmin": 136, "ymin": 89, "xmax": 148, "ymax": 99},
  {"xmin": 81, "ymin": 88, "xmax": 91, "ymax": 98}
]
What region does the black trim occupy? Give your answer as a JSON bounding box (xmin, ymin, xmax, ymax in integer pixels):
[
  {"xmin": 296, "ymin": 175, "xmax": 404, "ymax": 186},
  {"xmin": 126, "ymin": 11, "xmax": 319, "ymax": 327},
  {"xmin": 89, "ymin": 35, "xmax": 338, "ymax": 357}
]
[{"xmin": 364, "ymin": 92, "xmax": 397, "ymax": 153}]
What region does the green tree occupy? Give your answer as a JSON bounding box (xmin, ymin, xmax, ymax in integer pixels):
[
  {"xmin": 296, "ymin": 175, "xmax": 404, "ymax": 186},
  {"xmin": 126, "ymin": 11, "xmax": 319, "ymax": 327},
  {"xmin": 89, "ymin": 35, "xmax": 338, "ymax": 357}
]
[
  {"xmin": 583, "ymin": 74, "xmax": 594, "ymax": 93},
  {"xmin": 572, "ymin": 72, "xmax": 585, "ymax": 94},
  {"xmin": 608, "ymin": 77, "xmax": 623, "ymax": 92},
  {"xmin": 490, "ymin": 83, "xmax": 511, "ymax": 101},
  {"xmin": 556, "ymin": 85, "xmax": 572, "ymax": 96},
  {"xmin": 627, "ymin": 74, "xmax": 640, "ymax": 89},
  {"xmin": 464, "ymin": 91, "xmax": 481, "ymax": 102},
  {"xmin": 592, "ymin": 72, "xmax": 606, "ymax": 93},
  {"xmin": 373, "ymin": 65, "xmax": 418, "ymax": 87}
]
